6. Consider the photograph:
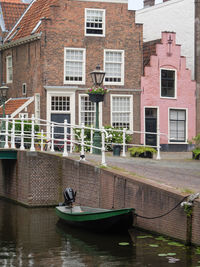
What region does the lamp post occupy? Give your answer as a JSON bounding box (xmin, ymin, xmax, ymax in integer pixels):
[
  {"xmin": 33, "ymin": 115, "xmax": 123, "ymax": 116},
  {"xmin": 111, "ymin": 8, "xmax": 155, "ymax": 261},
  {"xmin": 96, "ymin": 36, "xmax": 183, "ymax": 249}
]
[
  {"xmin": 0, "ymin": 83, "xmax": 9, "ymax": 148},
  {"xmin": 90, "ymin": 65, "xmax": 105, "ymax": 154}
]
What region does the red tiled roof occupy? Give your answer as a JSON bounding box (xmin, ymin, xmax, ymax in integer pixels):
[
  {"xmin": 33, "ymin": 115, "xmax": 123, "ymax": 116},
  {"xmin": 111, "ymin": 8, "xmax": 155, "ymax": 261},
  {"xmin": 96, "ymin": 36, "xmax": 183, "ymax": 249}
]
[
  {"xmin": 6, "ymin": 0, "xmax": 57, "ymax": 42},
  {"xmin": 0, "ymin": 98, "xmax": 29, "ymax": 115},
  {"xmin": 1, "ymin": 2, "xmax": 28, "ymax": 31},
  {"xmin": 143, "ymin": 39, "xmax": 161, "ymax": 68}
]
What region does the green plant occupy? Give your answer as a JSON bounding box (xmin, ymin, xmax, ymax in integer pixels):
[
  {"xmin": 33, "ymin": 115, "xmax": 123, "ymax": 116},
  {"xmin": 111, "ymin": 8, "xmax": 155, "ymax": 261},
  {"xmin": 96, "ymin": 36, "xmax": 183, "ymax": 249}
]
[
  {"xmin": 73, "ymin": 127, "xmax": 92, "ymax": 152},
  {"xmin": 87, "ymin": 86, "xmax": 108, "ymax": 95},
  {"xmin": 192, "ymin": 148, "xmax": 200, "ymax": 159},
  {"xmin": 183, "ymin": 204, "xmax": 193, "ymax": 218},
  {"xmin": 193, "ymin": 133, "xmax": 200, "ymax": 148},
  {"xmin": 129, "ymin": 146, "xmax": 157, "ymax": 158},
  {"xmin": 104, "ymin": 126, "xmax": 132, "ymax": 151},
  {"xmin": 9, "ymin": 120, "xmax": 39, "ymax": 148}
]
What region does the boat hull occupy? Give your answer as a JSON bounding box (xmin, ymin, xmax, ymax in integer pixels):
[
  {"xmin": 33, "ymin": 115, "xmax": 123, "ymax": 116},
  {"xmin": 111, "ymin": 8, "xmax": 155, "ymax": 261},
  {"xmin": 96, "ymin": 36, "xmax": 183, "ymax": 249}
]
[{"xmin": 55, "ymin": 206, "xmax": 134, "ymax": 232}]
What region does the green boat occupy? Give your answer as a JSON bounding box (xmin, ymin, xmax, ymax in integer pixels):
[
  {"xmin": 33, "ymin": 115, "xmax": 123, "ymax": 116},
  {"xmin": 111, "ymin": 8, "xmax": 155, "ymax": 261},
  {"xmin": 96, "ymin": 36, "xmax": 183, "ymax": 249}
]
[
  {"xmin": 55, "ymin": 205, "xmax": 134, "ymax": 232},
  {"xmin": 55, "ymin": 188, "xmax": 134, "ymax": 232}
]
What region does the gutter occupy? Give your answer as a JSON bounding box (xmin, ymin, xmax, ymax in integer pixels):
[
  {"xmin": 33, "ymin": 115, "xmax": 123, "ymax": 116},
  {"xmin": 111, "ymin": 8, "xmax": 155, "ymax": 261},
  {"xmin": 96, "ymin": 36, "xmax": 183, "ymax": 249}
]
[{"xmin": 0, "ymin": 32, "xmax": 41, "ymax": 51}]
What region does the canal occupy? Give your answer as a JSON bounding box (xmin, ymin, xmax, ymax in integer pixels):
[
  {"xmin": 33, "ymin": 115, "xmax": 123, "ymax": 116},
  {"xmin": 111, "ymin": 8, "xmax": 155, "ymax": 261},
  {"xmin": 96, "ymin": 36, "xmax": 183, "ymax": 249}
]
[{"xmin": 0, "ymin": 199, "xmax": 200, "ymax": 266}]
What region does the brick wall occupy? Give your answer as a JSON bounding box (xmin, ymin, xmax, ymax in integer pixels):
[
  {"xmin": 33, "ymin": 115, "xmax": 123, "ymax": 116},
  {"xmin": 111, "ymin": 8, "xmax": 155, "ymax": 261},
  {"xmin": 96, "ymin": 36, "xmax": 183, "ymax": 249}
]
[{"xmin": 0, "ymin": 150, "xmax": 200, "ymax": 244}]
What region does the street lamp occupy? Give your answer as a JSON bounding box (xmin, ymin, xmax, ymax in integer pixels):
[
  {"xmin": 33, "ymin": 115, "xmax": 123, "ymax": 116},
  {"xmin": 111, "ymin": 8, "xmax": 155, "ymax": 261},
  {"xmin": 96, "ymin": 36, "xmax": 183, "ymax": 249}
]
[
  {"xmin": 90, "ymin": 65, "xmax": 106, "ymax": 155},
  {"xmin": 0, "ymin": 83, "xmax": 9, "ymax": 148}
]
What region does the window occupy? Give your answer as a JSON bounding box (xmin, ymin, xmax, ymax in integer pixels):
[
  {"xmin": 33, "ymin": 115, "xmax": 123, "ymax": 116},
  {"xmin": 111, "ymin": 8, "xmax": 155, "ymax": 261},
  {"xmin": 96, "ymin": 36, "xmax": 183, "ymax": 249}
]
[
  {"xmin": 85, "ymin": 9, "xmax": 105, "ymax": 36},
  {"xmin": 169, "ymin": 109, "xmax": 186, "ymax": 142},
  {"xmin": 22, "ymin": 83, "xmax": 27, "ymax": 95},
  {"xmin": 35, "ymin": 93, "xmax": 40, "ymax": 119},
  {"xmin": 51, "ymin": 96, "xmax": 70, "ymax": 111},
  {"xmin": 104, "ymin": 50, "xmax": 124, "ymax": 85},
  {"xmin": 111, "ymin": 95, "xmax": 133, "ymax": 130},
  {"xmin": 161, "ymin": 69, "xmax": 176, "ymax": 98},
  {"xmin": 6, "ymin": 55, "xmax": 13, "ymax": 83},
  {"xmin": 64, "ymin": 48, "xmax": 85, "ymax": 84},
  {"xmin": 80, "ymin": 95, "xmax": 96, "ymax": 125}
]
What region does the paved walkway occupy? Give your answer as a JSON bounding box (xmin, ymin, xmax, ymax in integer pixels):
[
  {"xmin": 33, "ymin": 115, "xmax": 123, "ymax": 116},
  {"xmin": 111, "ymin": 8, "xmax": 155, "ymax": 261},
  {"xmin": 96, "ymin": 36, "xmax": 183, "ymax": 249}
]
[{"xmin": 72, "ymin": 152, "xmax": 200, "ymax": 194}]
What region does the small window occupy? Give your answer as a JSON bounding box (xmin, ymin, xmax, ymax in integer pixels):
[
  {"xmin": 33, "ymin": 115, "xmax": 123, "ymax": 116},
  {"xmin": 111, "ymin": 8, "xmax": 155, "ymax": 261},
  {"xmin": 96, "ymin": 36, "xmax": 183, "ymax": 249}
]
[
  {"xmin": 51, "ymin": 96, "xmax": 70, "ymax": 111},
  {"xmin": 104, "ymin": 50, "xmax": 124, "ymax": 85},
  {"xmin": 22, "ymin": 83, "xmax": 27, "ymax": 95},
  {"xmin": 6, "ymin": 55, "xmax": 13, "ymax": 83},
  {"xmin": 161, "ymin": 69, "xmax": 176, "ymax": 98},
  {"xmin": 64, "ymin": 48, "xmax": 85, "ymax": 84},
  {"xmin": 35, "ymin": 93, "xmax": 40, "ymax": 119},
  {"xmin": 169, "ymin": 109, "xmax": 186, "ymax": 142},
  {"xmin": 85, "ymin": 9, "xmax": 105, "ymax": 36},
  {"xmin": 80, "ymin": 95, "xmax": 96, "ymax": 125},
  {"xmin": 111, "ymin": 95, "xmax": 133, "ymax": 130}
]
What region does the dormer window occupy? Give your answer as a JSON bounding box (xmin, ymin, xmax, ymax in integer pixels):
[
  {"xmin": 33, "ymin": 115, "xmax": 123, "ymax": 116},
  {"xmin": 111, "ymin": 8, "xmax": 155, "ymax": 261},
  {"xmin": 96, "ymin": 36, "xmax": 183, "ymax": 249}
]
[{"xmin": 85, "ymin": 9, "xmax": 105, "ymax": 37}]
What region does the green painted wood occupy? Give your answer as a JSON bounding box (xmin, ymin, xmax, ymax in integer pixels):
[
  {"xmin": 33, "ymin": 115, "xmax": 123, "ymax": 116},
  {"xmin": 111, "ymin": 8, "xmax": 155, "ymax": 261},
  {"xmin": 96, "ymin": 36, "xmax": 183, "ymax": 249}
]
[
  {"xmin": 55, "ymin": 206, "xmax": 134, "ymax": 222},
  {"xmin": 0, "ymin": 150, "xmax": 17, "ymax": 159}
]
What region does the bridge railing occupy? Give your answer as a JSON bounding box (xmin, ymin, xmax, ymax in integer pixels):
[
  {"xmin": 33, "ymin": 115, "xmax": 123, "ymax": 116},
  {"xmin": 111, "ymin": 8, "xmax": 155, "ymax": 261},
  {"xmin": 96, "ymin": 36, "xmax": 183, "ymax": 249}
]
[{"xmin": 0, "ymin": 115, "xmax": 168, "ymax": 165}]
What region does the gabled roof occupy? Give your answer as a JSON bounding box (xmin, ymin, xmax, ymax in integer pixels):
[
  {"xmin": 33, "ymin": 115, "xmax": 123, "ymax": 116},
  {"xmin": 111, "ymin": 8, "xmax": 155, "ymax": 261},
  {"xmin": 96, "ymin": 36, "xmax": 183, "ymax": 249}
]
[
  {"xmin": 5, "ymin": 0, "xmax": 57, "ymax": 42},
  {"xmin": 1, "ymin": 1, "xmax": 28, "ymax": 32},
  {"xmin": 143, "ymin": 39, "xmax": 161, "ymax": 69},
  {"xmin": 0, "ymin": 97, "xmax": 33, "ymax": 116}
]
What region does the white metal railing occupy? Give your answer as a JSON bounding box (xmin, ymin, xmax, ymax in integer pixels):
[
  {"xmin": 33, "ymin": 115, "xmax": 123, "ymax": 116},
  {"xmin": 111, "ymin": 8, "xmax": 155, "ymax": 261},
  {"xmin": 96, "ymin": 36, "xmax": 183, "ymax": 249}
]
[{"xmin": 0, "ymin": 115, "xmax": 168, "ymax": 165}]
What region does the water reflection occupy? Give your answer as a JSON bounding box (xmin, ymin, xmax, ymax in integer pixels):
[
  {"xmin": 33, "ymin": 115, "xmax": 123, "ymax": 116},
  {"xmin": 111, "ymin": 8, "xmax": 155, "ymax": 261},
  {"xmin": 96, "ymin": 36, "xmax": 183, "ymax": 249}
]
[{"xmin": 0, "ymin": 199, "xmax": 200, "ymax": 266}]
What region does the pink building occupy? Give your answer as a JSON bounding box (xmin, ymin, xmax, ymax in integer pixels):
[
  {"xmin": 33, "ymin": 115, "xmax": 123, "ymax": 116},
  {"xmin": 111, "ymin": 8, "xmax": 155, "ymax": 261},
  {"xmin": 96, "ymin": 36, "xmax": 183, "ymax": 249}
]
[{"xmin": 141, "ymin": 32, "xmax": 196, "ymax": 151}]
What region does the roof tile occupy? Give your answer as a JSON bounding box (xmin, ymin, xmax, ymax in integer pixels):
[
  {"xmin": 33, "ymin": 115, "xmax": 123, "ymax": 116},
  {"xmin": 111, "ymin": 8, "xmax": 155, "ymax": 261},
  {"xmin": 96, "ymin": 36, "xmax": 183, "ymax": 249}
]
[
  {"xmin": 1, "ymin": 2, "xmax": 28, "ymax": 31},
  {"xmin": 0, "ymin": 98, "xmax": 29, "ymax": 115}
]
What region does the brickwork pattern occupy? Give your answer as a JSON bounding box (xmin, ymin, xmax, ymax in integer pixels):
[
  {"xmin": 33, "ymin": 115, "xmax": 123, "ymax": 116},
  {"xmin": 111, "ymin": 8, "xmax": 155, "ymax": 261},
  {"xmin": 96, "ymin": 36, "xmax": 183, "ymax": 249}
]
[{"xmin": 1, "ymin": 151, "xmax": 199, "ymax": 244}]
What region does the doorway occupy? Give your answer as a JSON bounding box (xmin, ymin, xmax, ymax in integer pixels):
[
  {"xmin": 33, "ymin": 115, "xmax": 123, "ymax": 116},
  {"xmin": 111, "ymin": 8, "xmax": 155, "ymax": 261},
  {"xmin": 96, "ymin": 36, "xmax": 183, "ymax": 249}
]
[{"xmin": 145, "ymin": 108, "xmax": 157, "ymax": 147}]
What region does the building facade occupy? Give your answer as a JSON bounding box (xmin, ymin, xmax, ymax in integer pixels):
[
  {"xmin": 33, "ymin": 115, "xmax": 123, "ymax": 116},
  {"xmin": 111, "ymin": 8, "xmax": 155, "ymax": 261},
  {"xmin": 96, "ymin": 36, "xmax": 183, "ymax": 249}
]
[
  {"xmin": 0, "ymin": 0, "xmax": 142, "ymax": 140},
  {"xmin": 141, "ymin": 32, "xmax": 196, "ymax": 151}
]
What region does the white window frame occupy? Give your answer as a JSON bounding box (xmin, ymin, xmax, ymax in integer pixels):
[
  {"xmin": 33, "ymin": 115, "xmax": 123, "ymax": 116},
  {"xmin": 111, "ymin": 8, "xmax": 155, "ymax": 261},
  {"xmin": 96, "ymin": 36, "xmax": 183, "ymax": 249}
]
[
  {"xmin": 168, "ymin": 107, "xmax": 188, "ymax": 144},
  {"xmin": 79, "ymin": 94, "xmax": 102, "ymax": 127},
  {"xmin": 110, "ymin": 94, "xmax": 133, "ymax": 131},
  {"xmin": 104, "ymin": 49, "xmax": 124, "ymax": 86},
  {"xmin": 22, "ymin": 83, "xmax": 27, "ymax": 95},
  {"xmin": 85, "ymin": 8, "xmax": 105, "ymax": 37},
  {"xmin": 64, "ymin": 48, "xmax": 86, "ymax": 85},
  {"xmin": 6, "ymin": 55, "xmax": 13, "ymax": 83},
  {"xmin": 35, "ymin": 93, "xmax": 40, "ymax": 120},
  {"xmin": 160, "ymin": 68, "xmax": 177, "ymax": 99}
]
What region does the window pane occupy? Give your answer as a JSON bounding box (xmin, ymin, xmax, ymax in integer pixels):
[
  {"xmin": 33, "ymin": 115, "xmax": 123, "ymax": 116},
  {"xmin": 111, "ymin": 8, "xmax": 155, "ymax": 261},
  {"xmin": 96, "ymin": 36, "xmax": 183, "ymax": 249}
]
[
  {"xmin": 80, "ymin": 96, "xmax": 96, "ymax": 125},
  {"xmin": 161, "ymin": 69, "xmax": 175, "ymax": 97},
  {"xmin": 65, "ymin": 49, "xmax": 84, "ymax": 82},
  {"xmin": 169, "ymin": 109, "xmax": 186, "ymax": 142},
  {"xmin": 112, "ymin": 96, "xmax": 131, "ymax": 129},
  {"xmin": 86, "ymin": 9, "xmax": 104, "ymax": 35},
  {"xmin": 105, "ymin": 51, "xmax": 123, "ymax": 83}
]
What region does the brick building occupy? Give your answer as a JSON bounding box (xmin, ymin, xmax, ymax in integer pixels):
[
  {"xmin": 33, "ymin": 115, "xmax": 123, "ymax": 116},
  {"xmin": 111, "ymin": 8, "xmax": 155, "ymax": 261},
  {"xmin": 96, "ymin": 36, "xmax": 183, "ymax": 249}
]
[
  {"xmin": 136, "ymin": 0, "xmax": 200, "ymax": 137},
  {"xmin": 141, "ymin": 32, "xmax": 196, "ymax": 151},
  {"xmin": 0, "ymin": 0, "xmax": 142, "ymax": 138}
]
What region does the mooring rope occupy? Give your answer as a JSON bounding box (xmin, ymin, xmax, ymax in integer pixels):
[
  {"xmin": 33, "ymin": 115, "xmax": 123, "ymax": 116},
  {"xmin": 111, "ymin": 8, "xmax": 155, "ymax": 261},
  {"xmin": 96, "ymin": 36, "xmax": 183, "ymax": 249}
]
[{"xmin": 135, "ymin": 195, "xmax": 189, "ymax": 220}]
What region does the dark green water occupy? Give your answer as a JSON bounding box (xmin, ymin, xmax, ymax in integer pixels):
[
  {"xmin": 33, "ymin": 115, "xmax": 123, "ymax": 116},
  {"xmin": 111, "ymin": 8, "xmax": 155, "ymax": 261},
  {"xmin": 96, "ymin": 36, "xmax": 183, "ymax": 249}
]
[{"xmin": 0, "ymin": 199, "xmax": 200, "ymax": 267}]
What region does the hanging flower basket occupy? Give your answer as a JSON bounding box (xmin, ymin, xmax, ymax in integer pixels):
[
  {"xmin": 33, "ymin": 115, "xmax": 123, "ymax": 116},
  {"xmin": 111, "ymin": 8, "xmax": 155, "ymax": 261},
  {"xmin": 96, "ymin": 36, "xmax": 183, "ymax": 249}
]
[
  {"xmin": 87, "ymin": 86, "xmax": 108, "ymax": 102},
  {"xmin": 88, "ymin": 93, "xmax": 105, "ymax": 103}
]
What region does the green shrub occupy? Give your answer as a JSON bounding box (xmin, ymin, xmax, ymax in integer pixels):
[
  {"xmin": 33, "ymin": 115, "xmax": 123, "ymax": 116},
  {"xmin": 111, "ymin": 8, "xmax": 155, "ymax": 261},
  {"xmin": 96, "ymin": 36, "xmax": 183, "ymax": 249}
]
[
  {"xmin": 129, "ymin": 146, "xmax": 157, "ymax": 158},
  {"xmin": 104, "ymin": 126, "xmax": 132, "ymax": 151},
  {"xmin": 73, "ymin": 126, "xmax": 92, "ymax": 152},
  {"xmin": 192, "ymin": 134, "xmax": 200, "ymax": 159},
  {"xmin": 192, "ymin": 148, "xmax": 200, "ymax": 159},
  {"xmin": 8, "ymin": 120, "xmax": 39, "ymax": 148}
]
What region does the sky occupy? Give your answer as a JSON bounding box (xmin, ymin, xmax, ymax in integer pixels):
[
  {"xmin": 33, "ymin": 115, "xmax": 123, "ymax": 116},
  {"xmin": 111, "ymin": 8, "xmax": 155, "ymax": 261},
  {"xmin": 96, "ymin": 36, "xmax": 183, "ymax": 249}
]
[{"xmin": 128, "ymin": 0, "xmax": 164, "ymax": 10}]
